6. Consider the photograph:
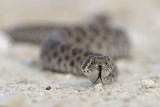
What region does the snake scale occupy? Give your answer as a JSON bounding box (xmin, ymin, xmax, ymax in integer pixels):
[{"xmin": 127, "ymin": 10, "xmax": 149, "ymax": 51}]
[{"xmin": 6, "ymin": 17, "xmax": 131, "ymax": 85}]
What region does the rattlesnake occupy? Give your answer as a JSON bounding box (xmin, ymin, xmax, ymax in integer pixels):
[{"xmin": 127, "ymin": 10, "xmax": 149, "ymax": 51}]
[{"xmin": 6, "ymin": 17, "xmax": 131, "ymax": 85}]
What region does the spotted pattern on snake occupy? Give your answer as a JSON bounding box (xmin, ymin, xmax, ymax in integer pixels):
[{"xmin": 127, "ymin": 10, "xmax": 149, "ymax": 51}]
[{"xmin": 6, "ymin": 22, "xmax": 131, "ymax": 85}]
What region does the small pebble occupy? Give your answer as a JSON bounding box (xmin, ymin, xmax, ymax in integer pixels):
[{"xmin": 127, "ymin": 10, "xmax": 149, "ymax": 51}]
[
  {"xmin": 46, "ymin": 86, "xmax": 51, "ymax": 90},
  {"xmin": 141, "ymin": 79, "xmax": 156, "ymax": 88},
  {"xmin": 94, "ymin": 83, "xmax": 104, "ymax": 91}
]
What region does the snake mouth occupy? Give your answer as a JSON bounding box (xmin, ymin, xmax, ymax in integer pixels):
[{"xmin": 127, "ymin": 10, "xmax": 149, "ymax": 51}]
[{"xmin": 91, "ymin": 65, "xmax": 104, "ymax": 86}]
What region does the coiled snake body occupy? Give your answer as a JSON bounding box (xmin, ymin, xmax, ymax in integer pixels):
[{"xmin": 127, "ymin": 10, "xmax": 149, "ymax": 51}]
[{"xmin": 7, "ymin": 23, "xmax": 130, "ymax": 85}]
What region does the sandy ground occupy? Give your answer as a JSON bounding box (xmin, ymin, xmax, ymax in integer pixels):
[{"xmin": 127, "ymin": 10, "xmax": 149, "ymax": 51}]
[{"xmin": 0, "ymin": 0, "xmax": 160, "ymax": 107}]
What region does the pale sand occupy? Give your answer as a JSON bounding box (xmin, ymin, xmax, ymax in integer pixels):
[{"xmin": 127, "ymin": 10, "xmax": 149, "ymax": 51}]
[{"xmin": 0, "ymin": 0, "xmax": 160, "ymax": 107}]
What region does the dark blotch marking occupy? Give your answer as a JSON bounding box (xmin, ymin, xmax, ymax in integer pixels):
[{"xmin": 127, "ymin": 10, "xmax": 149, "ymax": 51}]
[
  {"xmin": 61, "ymin": 45, "xmax": 65, "ymax": 53},
  {"xmin": 61, "ymin": 45, "xmax": 71, "ymax": 53},
  {"xmin": 58, "ymin": 58, "xmax": 62, "ymax": 64},
  {"xmin": 78, "ymin": 49, "xmax": 83, "ymax": 54},
  {"xmin": 89, "ymin": 25, "xmax": 99, "ymax": 35},
  {"xmin": 111, "ymin": 74, "xmax": 115, "ymax": 78},
  {"xmin": 75, "ymin": 26, "xmax": 86, "ymax": 36},
  {"xmin": 72, "ymin": 48, "xmax": 79, "ymax": 56},
  {"xmin": 76, "ymin": 37, "xmax": 82, "ymax": 42},
  {"xmin": 53, "ymin": 51, "xmax": 58, "ymax": 57},
  {"xmin": 84, "ymin": 51, "xmax": 92, "ymax": 57},
  {"xmin": 65, "ymin": 55, "xmax": 69, "ymax": 61},
  {"xmin": 76, "ymin": 56, "xmax": 81, "ymax": 62},
  {"xmin": 70, "ymin": 60, "xmax": 75, "ymax": 67},
  {"xmin": 50, "ymin": 42, "xmax": 60, "ymax": 50}
]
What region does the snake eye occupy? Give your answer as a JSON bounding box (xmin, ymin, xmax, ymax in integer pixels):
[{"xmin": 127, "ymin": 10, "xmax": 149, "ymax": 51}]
[
  {"xmin": 90, "ymin": 60, "xmax": 95, "ymax": 65},
  {"xmin": 91, "ymin": 62, "xmax": 94, "ymax": 65},
  {"xmin": 106, "ymin": 63, "xmax": 109, "ymax": 67}
]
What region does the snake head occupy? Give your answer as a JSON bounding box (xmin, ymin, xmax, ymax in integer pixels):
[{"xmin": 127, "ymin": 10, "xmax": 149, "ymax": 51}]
[{"xmin": 81, "ymin": 55, "xmax": 117, "ymax": 85}]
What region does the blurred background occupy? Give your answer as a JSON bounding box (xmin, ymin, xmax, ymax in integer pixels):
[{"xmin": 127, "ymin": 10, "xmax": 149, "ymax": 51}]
[
  {"xmin": 0, "ymin": 0, "xmax": 160, "ymax": 59},
  {"xmin": 0, "ymin": 0, "xmax": 160, "ymax": 32}
]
